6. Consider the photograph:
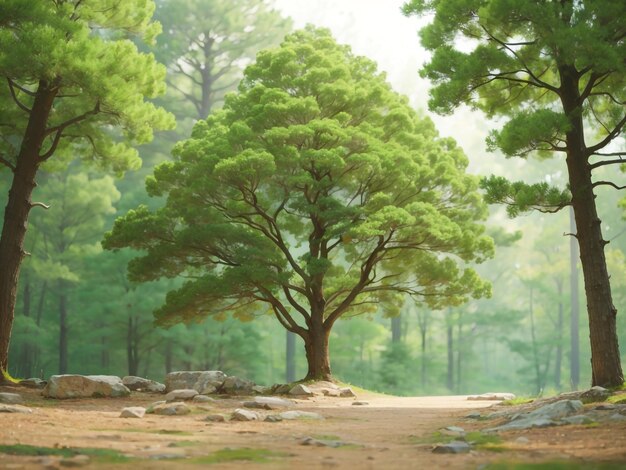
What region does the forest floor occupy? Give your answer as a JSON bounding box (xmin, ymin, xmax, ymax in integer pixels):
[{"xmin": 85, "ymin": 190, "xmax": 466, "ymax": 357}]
[{"xmin": 1, "ymin": 384, "xmax": 626, "ymax": 469}]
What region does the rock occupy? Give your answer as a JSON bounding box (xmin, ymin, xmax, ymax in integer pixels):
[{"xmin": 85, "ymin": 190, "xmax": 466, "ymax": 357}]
[
  {"xmin": 442, "ymin": 426, "xmax": 465, "ymax": 437},
  {"xmin": 339, "ymin": 387, "xmax": 356, "ymax": 398},
  {"xmin": 204, "ymin": 414, "xmax": 227, "ymax": 422},
  {"xmin": 580, "ymin": 386, "xmax": 610, "ymax": 403},
  {"xmin": 485, "ymin": 400, "xmax": 583, "ymax": 432},
  {"xmin": 562, "ymin": 415, "xmax": 595, "ymax": 425},
  {"xmin": 231, "ymin": 408, "xmax": 259, "ymax": 421},
  {"xmin": 352, "ymin": 401, "xmax": 369, "ymax": 406},
  {"xmin": 151, "ymin": 401, "xmax": 190, "ymax": 416},
  {"xmin": 145, "ymin": 400, "xmax": 167, "ymax": 413},
  {"xmin": 321, "ymin": 388, "xmax": 341, "ymax": 397},
  {"xmin": 514, "ymin": 437, "xmax": 530, "ymax": 444},
  {"xmin": 594, "ymin": 404, "xmax": 616, "ymax": 411},
  {"xmin": 165, "ymin": 389, "xmax": 198, "ymax": 402},
  {"xmin": 301, "ymin": 437, "xmax": 343, "ymax": 448},
  {"xmin": 164, "ymin": 371, "xmax": 226, "ymax": 393},
  {"xmin": 192, "ymin": 395, "xmax": 215, "ymax": 403},
  {"xmin": 467, "ymin": 392, "xmax": 516, "ymax": 401},
  {"xmin": 264, "ymin": 415, "xmax": 283, "ymax": 423},
  {"xmin": 252, "ymin": 385, "xmax": 271, "ymax": 395},
  {"xmin": 122, "ymin": 376, "xmax": 165, "ymax": 393},
  {"xmin": 20, "ymin": 378, "xmax": 47, "ymax": 389},
  {"xmin": 0, "ymin": 392, "xmax": 23, "ymax": 404},
  {"xmin": 610, "ymin": 413, "xmax": 626, "ymax": 422},
  {"xmin": 273, "ymin": 384, "xmax": 293, "ymax": 394},
  {"xmin": 243, "ymin": 396, "xmax": 295, "ymax": 410},
  {"xmin": 220, "ymin": 376, "xmax": 255, "ymax": 395},
  {"xmin": 279, "ymin": 410, "xmax": 324, "ymax": 420},
  {"xmin": 120, "ymin": 407, "xmax": 146, "ymax": 418},
  {"xmin": 465, "ymin": 412, "xmax": 482, "ymax": 419},
  {"xmin": 42, "ymin": 375, "xmax": 130, "ymax": 399},
  {"xmin": 0, "ymin": 404, "xmax": 32, "ymax": 413},
  {"xmin": 432, "ymin": 441, "xmax": 471, "ymax": 454},
  {"xmin": 289, "ymin": 384, "xmax": 314, "ymax": 397}
]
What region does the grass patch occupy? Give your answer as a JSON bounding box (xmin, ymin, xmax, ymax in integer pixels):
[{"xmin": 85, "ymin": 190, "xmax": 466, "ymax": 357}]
[
  {"xmin": 312, "ymin": 434, "xmax": 341, "ymax": 441},
  {"xmin": 483, "ymin": 462, "xmax": 626, "ymax": 470},
  {"xmin": 606, "ymin": 394, "xmax": 626, "ymax": 405},
  {"xmin": 408, "ymin": 431, "xmax": 504, "ymax": 450},
  {"xmin": 0, "ymin": 444, "xmax": 131, "ymax": 463},
  {"xmin": 190, "ymin": 448, "xmax": 288, "ymax": 465},
  {"xmin": 168, "ymin": 441, "xmax": 200, "ymax": 448},
  {"xmin": 501, "ymin": 397, "xmax": 535, "ymax": 406}
]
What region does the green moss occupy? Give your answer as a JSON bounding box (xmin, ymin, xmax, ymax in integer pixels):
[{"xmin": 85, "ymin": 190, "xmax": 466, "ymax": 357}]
[
  {"xmin": 191, "ymin": 448, "xmax": 288, "ymax": 464},
  {"xmin": 1, "ymin": 369, "xmax": 20, "ymax": 384},
  {"xmin": 606, "ymin": 394, "xmax": 626, "ymax": 404},
  {"xmin": 483, "ymin": 462, "xmax": 626, "ymax": 470},
  {"xmin": 501, "ymin": 397, "xmax": 535, "ymax": 406},
  {"xmin": 0, "ymin": 444, "xmax": 131, "ymax": 463}
]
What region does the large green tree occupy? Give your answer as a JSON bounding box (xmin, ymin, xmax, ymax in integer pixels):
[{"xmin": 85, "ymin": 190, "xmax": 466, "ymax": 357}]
[
  {"xmin": 104, "ymin": 28, "xmax": 493, "ymax": 381},
  {"xmin": 404, "ymin": 0, "xmax": 626, "ymax": 387},
  {"xmin": 0, "ymin": 0, "xmax": 174, "ymax": 378}
]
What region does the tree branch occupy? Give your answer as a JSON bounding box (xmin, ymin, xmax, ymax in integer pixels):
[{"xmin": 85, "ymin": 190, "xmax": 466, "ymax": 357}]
[
  {"xmin": 7, "ymin": 78, "xmax": 32, "ymax": 113},
  {"xmin": 40, "ymin": 102, "xmax": 101, "ymax": 161},
  {"xmin": 586, "ymin": 114, "xmax": 626, "ymax": 156},
  {"xmin": 589, "ymin": 156, "xmax": 625, "ymax": 170},
  {"xmin": 0, "ymin": 155, "xmax": 15, "ymax": 171},
  {"xmin": 593, "ymin": 181, "xmax": 626, "ymax": 190}
]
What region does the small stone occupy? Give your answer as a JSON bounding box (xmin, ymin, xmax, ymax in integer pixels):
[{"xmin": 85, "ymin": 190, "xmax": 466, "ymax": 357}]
[
  {"xmin": 146, "ymin": 400, "xmax": 167, "ymax": 413},
  {"xmin": 264, "ymin": 415, "xmax": 283, "ymax": 423},
  {"xmin": 0, "ymin": 392, "xmax": 23, "ymax": 404},
  {"xmin": 580, "ymin": 386, "xmax": 610, "ymax": 403},
  {"xmin": 279, "ymin": 410, "xmax": 324, "ymax": 420},
  {"xmin": 152, "ymin": 402, "xmax": 190, "ymax": 416},
  {"xmin": 289, "ymin": 384, "xmax": 314, "ymax": 397},
  {"xmin": 0, "ymin": 404, "xmax": 32, "ymax": 413},
  {"xmin": 432, "ymin": 441, "xmax": 471, "ymax": 454},
  {"xmin": 514, "ymin": 437, "xmax": 530, "ymax": 444},
  {"xmin": 339, "ymin": 387, "xmax": 356, "ymax": 398},
  {"xmin": 467, "ymin": 392, "xmax": 516, "ymax": 401},
  {"xmin": 321, "ymin": 388, "xmax": 341, "ymax": 397},
  {"xmin": 221, "ymin": 376, "xmax": 255, "ymax": 395},
  {"xmin": 204, "ymin": 414, "xmax": 226, "ymax": 422},
  {"xmin": 594, "ymin": 404, "xmax": 616, "ymax": 411},
  {"xmin": 120, "ymin": 407, "xmax": 146, "ymax": 418},
  {"xmin": 192, "ymin": 395, "xmax": 215, "ymax": 403},
  {"xmin": 301, "ymin": 437, "xmax": 342, "ymax": 448},
  {"xmin": 442, "ymin": 426, "xmax": 465, "ymax": 436},
  {"xmin": 20, "ymin": 378, "xmax": 47, "ymax": 389},
  {"xmin": 122, "ymin": 376, "xmax": 166, "ymax": 393},
  {"xmin": 252, "ymin": 385, "xmax": 271, "ymax": 395},
  {"xmin": 243, "ymin": 396, "xmax": 294, "ymax": 410},
  {"xmin": 465, "ymin": 412, "xmax": 482, "ymax": 419},
  {"xmin": 231, "ymin": 408, "xmax": 259, "ymax": 421},
  {"xmin": 610, "ymin": 413, "xmax": 626, "ymax": 422},
  {"xmin": 352, "ymin": 401, "xmax": 369, "ymax": 406},
  {"xmin": 165, "ymin": 389, "xmax": 198, "ymax": 402}
]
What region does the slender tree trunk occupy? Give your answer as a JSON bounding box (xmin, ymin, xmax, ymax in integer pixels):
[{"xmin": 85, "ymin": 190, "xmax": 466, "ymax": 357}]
[
  {"xmin": 164, "ymin": 340, "xmax": 173, "ymax": 374},
  {"xmin": 0, "ymin": 81, "xmax": 58, "ymax": 378},
  {"xmin": 560, "ymin": 65, "xmax": 623, "ymax": 387},
  {"xmin": 127, "ymin": 315, "xmax": 139, "ymax": 376},
  {"xmin": 58, "ymin": 282, "xmax": 68, "ymax": 374},
  {"xmin": 529, "ymin": 286, "xmax": 542, "ymax": 394},
  {"xmin": 417, "ymin": 309, "xmax": 428, "ymax": 388},
  {"xmin": 303, "ymin": 319, "xmax": 331, "ymax": 381},
  {"xmin": 446, "ymin": 318, "xmax": 454, "ymax": 392},
  {"xmin": 286, "ymin": 331, "xmax": 296, "ymax": 382},
  {"xmin": 391, "ymin": 315, "xmax": 401, "ymax": 343},
  {"xmin": 16, "ymin": 275, "xmax": 33, "ymax": 378},
  {"xmin": 569, "ymin": 207, "xmax": 580, "ymax": 389},
  {"xmin": 456, "ymin": 319, "xmax": 462, "ymax": 394},
  {"xmin": 555, "ymin": 279, "xmax": 564, "ymax": 390}
]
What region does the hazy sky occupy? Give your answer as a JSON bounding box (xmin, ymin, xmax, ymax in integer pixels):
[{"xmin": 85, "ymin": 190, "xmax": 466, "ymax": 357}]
[{"xmin": 273, "ymin": 0, "xmax": 498, "ymax": 174}]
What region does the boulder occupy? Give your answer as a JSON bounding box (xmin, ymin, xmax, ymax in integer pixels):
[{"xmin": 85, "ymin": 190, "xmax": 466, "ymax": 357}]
[
  {"xmin": 165, "ymin": 389, "xmax": 198, "ymax": 402},
  {"xmin": 272, "ymin": 384, "xmax": 292, "ymax": 394},
  {"xmin": 42, "ymin": 375, "xmax": 130, "ymax": 399},
  {"xmin": 120, "ymin": 407, "xmax": 146, "ymax": 418},
  {"xmin": 264, "ymin": 415, "xmax": 283, "ymax": 423},
  {"xmin": 301, "ymin": 436, "xmax": 344, "ymax": 448},
  {"xmin": 122, "ymin": 376, "xmax": 165, "ymax": 393},
  {"xmin": 0, "ymin": 404, "xmax": 32, "ymax": 413},
  {"xmin": 0, "ymin": 392, "xmax": 23, "ymax": 404},
  {"xmin": 192, "ymin": 395, "xmax": 215, "ymax": 403},
  {"xmin": 243, "ymin": 396, "xmax": 295, "ymax": 410},
  {"xmin": 278, "ymin": 410, "xmax": 324, "ymax": 420},
  {"xmin": 151, "ymin": 401, "xmax": 190, "ymax": 416},
  {"xmin": 252, "ymin": 385, "xmax": 272, "ymax": 395},
  {"xmin": 580, "ymin": 386, "xmax": 610, "ymax": 403},
  {"xmin": 288, "ymin": 384, "xmax": 314, "ymax": 397},
  {"xmin": 164, "ymin": 371, "xmax": 226, "ymax": 393},
  {"xmin": 231, "ymin": 408, "xmax": 259, "ymax": 421},
  {"xmin": 432, "ymin": 441, "xmax": 471, "ymax": 454},
  {"xmin": 562, "ymin": 415, "xmax": 595, "ymax": 425},
  {"xmin": 146, "ymin": 400, "xmax": 167, "ymax": 413},
  {"xmin": 204, "ymin": 414, "xmax": 226, "ymax": 422},
  {"xmin": 485, "ymin": 400, "xmax": 583, "ymax": 432},
  {"xmin": 339, "ymin": 387, "xmax": 356, "ymax": 398},
  {"xmin": 467, "ymin": 392, "xmax": 516, "ymax": 401},
  {"xmin": 220, "ymin": 376, "xmax": 255, "ymax": 396}
]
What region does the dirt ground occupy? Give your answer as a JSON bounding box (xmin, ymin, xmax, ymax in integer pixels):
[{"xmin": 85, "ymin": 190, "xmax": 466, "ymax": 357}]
[{"xmin": 1, "ymin": 384, "xmax": 626, "ymax": 469}]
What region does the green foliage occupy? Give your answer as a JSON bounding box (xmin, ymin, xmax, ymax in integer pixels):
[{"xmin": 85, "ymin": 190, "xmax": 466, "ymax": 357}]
[
  {"xmin": 0, "ymin": 444, "xmax": 131, "ymax": 463},
  {"xmin": 105, "ymin": 27, "xmax": 493, "ymax": 338},
  {"xmin": 378, "ymin": 342, "xmax": 418, "ymax": 396},
  {"xmin": 0, "ymin": 0, "xmax": 174, "ymax": 173}
]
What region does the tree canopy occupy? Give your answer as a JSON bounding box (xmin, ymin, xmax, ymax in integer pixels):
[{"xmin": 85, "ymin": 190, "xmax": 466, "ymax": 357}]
[
  {"xmin": 104, "ymin": 27, "xmax": 493, "ymax": 380},
  {"xmin": 404, "ymin": 0, "xmax": 626, "ymax": 386}
]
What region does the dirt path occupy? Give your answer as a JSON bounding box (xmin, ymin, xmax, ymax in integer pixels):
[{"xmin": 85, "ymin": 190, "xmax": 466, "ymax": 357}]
[{"xmin": 2, "ymin": 386, "xmax": 626, "ymax": 469}]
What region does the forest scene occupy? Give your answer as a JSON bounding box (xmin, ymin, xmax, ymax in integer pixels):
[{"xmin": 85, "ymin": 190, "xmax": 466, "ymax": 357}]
[{"xmin": 0, "ymin": 0, "xmax": 625, "ymax": 469}]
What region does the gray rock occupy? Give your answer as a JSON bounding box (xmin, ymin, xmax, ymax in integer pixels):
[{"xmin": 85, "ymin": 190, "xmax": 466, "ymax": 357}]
[
  {"xmin": 0, "ymin": 392, "xmax": 23, "ymax": 404},
  {"xmin": 264, "ymin": 415, "xmax": 283, "ymax": 423},
  {"xmin": 301, "ymin": 437, "xmax": 343, "ymax": 448},
  {"xmin": 164, "ymin": 371, "xmax": 226, "ymax": 393},
  {"xmin": 339, "ymin": 387, "xmax": 356, "ymax": 398},
  {"xmin": 120, "ymin": 407, "xmax": 146, "ymax": 418},
  {"xmin": 465, "ymin": 412, "xmax": 482, "ymax": 419},
  {"xmin": 485, "ymin": 417, "xmax": 559, "ymax": 432},
  {"xmin": 231, "ymin": 408, "xmax": 259, "ymax": 421},
  {"xmin": 432, "ymin": 441, "xmax": 471, "ymax": 454},
  {"xmin": 151, "ymin": 401, "xmax": 190, "ymax": 416},
  {"xmin": 484, "ymin": 400, "xmax": 584, "ymax": 432},
  {"xmin": 352, "ymin": 401, "xmax": 369, "ymax": 406},
  {"xmin": 610, "ymin": 413, "xmax": 626, "ymax": 422},
  {"xmin": 562, "ymin": 414, "xmax": 595, "ymax": 425},
  {"xmin": 273, "ymin": 384, "xmax": 292, "ymax": 394},
  {"xmin": 122, "ymin": 376, "xmax": 166, "ymax": 393},
  {"xmin": 192, "ymin": 395, "xmax": 215, "ymax": 403},
  {"xmin": 165, "ymin": 389, "xmax": 198, "ymax": 402},
  {"xmin": 42, "ymin": 375, "xmax": 130, "ymax": 399},
  {"xmin": 442, "ymin": 426, "xmax": 465, "ymax": 437},
  {"xmin": 252, "ymin": 385, "xmax": 271, "ymax": 395},
  {"xmin": 467, "ymin": 392, "xmax": 516, "ymax": 401},
  {"xmin": 594, "ymin": 404, "xmax": 616, "ymax": 411},
  {"xmin": 145, "ymin": 400, "xmax": 167, "ymax": 413},
  {"xmin": 204, "ymin": 414, "xmax": 226, "ymax": 422},
  {"xmin": 580, "ymin": 386, "xmax": 610, "ymax": 403},
  {"xmin": 20, "ymin": 378, "xmax": 47, "ymax": 389},
  {"xmin": 279, "ymin": 410, "xmax": 324, "ymax": 420},
  {"xmin": 514, "ymin": 437, "xmax": 530, "ymax": 444},
  {"xmin": 243, "ymin": 396, "xmax": 295, "ymax": 410},
  {"xmin": 0, "ymin": 404, "xmax": 32, "ymax": 413},
  {"xmin": 221, "ymin": 376, "xmax": 255, "ymax": 396},
  {"xmin": 289, "ymin": 384, "xmax": 314, "ymax": 397}
]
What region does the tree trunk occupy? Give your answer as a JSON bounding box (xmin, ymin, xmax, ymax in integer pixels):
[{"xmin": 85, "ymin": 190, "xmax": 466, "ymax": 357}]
[
  {"xmin": 446, "ymin": 320, "xmax": 454, "ymax": 392},
  {"xmin": 164, "ymin": 340, "xmax": 173, "ymax": 374},
  {"xmin": 569, "ymin": 207, "xmax": 580, "ymax": 390},
  {"xmin": 560, "ymin": 65, "xmax": 623, "ymax": 387},
  {"xmin": 58, "ymin": 282, "xmax": 68, "ymax": 374},
  {"xmin": 127, "ymin": 315, "xmax": 139, "ymax": 376},
  {"xmin": 16, "ymin": 275, "xmax": 33, "ymax": 378},
  {"xmin": 456, "ymin": 319, "xmax": 462, "ymax": 394},
  {"xmin": 391, "ymin": 315, "xmax": 401, "ymax": 343},
  {"xmin": 0, "ymin": 80, "xmax": 58, "ymax": 378},
  {"xmin": 555, "ymin": 279, "xmax": 564, "ymax": 390},
  {"xmin": 303, "ymin": 323, "xmax": 331, "ymax": 381},
  {"xmin": 286, "ymin": 331, "xmax": 296, "ymax": 382}
]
